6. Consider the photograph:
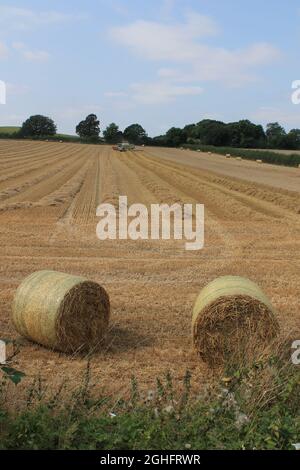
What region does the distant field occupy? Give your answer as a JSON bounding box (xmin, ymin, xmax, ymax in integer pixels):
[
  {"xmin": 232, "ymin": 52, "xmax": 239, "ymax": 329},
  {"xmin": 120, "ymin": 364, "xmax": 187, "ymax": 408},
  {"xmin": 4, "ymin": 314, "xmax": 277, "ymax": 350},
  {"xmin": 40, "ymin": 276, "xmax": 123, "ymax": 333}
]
[
  {"xmin": 252, "ymin": 148, "xmax": 300, "ymax": 156},
  {"xmin": 0, "ymin": 128, "xmax": 80, "ymax": 142},
  {"xmin": 0, "ymin": 126, "xmax": 20, "ymax": 134},
  {"xmin": 56, "ymin": 133, "xmax": 79, "ymax": 139},
  {"xmin": 184, "ymin": 144, "xmax": 300, "ymax": 167}
]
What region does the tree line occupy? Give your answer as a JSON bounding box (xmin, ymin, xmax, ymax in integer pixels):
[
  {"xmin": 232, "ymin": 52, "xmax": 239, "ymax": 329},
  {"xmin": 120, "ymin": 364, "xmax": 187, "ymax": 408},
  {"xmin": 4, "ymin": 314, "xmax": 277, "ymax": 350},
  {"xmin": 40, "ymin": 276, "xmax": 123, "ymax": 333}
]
[
  {"xmin": 0, "ymin": 114, "xmax": 148, "ymax": 146},
  {"xmin": 152, "ymin": 120, "xmax": 300, "ymax": 150},
  {"xmin": 2, "ymin": 114, "xmax": 300, "ymax": 150}
]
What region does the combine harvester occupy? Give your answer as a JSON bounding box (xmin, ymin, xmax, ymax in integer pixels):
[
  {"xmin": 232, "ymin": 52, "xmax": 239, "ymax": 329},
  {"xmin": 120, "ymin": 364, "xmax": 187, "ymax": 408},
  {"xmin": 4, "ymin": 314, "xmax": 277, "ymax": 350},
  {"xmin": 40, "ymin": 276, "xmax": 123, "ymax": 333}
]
[{"xmin": 112, "ymin": 142, "xmax": 135, "ymax": 152}]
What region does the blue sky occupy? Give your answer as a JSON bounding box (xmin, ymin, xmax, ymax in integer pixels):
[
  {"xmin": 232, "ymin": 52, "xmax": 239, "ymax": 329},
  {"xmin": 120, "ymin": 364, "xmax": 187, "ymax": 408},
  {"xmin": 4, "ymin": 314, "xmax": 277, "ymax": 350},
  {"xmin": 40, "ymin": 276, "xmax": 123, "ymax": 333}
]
[{"xmin": 0, "ymin": 0, "xmax": 299, "ymax": 136}]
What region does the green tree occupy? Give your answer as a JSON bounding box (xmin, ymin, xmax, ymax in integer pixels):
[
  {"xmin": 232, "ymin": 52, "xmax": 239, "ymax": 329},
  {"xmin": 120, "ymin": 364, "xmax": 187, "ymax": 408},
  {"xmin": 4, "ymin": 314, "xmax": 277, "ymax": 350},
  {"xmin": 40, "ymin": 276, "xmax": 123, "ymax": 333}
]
[
  {"xmin": 183, "ymin": 124, "xmax": 198, "ymax": 144},
  {"xmin": 76, "ymin": 114, "xmax": 100, "ymax": 139},
  {"xmin": 123, "ymin": 124, "xmax": 147, "ymax": 145},
  {"xmin": 183, "ymin": 123, "xmax": 196, "ymax": 138},
  {"xmin": 285, "ymin": 129, "xmax": 300, "ymax": 150},
  {"xmin": 103, "ymin": 123, "xmax": 123, "ymax": 143},
  {"xmin": 193, "ymin": 120, "xmax": 229, "ymax": 146},
  {"xmin": 266, "ymin": 122, "xmax": 286, "ymax": 148},
  {"xmin": 165, "ymin": 127, "xmax": 186, "ymax": 147},
  {"xmin": 151, "ymin": 135, "xmax": 168, "ymax": 146},
  {"xmin": 20, "ymin": 115, "xmax": 56, "ymax": 137},
  {"xmin": 227, "ymin": 120, "xmax": 266, "ymax": 148}
]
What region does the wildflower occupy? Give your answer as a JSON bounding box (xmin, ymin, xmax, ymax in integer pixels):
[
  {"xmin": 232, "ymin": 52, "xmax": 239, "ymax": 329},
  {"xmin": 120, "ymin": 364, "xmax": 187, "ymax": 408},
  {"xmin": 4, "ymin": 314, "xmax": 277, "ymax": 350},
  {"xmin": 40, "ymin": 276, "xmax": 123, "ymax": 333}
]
[
  {"xmin": 235, "ymin": 411, "xmax": 249, "ymax": 430},
  {"xmin": 164, "ymin": 405, "xmax": 174, "ymax": 414}
]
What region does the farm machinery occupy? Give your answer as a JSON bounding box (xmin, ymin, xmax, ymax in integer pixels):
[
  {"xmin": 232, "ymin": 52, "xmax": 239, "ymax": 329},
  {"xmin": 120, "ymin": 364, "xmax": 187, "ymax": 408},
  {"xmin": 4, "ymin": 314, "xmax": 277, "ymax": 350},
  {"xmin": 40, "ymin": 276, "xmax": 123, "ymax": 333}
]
[{"xmin": 112, "ymin": 143, "xmax": 135, "ymax": 152}]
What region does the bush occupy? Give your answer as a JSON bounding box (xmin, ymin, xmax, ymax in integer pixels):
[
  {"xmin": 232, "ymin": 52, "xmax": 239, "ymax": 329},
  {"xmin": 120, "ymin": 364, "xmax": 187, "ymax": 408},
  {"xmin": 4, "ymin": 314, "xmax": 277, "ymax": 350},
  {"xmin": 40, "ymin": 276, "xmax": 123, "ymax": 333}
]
[{"xmin": 0, "ymin": 352, "xmax": 299, "ymax": 450}]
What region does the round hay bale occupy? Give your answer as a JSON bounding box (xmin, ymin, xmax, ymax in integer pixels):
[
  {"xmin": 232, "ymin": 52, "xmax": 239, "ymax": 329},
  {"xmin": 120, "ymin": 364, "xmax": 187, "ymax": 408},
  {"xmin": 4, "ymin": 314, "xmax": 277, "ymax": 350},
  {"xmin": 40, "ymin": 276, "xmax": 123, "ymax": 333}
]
[
  {"xmin": 12, "ymin": 270, "xmax": 110, "ymax": 353},
  {"xmin": 226, "ymin": 153, "xmax": 231, "ymax": 157},
  {"xmin": 192, "ymin": 276, "xmax": 279, "ymax": 366},
  {"xmin": 256, "ymin": 159, "xmax": 263, "ymax": 163},
  {"xmin": 236, "ymin": 157, "xmax": 242, "ymax": 161}
]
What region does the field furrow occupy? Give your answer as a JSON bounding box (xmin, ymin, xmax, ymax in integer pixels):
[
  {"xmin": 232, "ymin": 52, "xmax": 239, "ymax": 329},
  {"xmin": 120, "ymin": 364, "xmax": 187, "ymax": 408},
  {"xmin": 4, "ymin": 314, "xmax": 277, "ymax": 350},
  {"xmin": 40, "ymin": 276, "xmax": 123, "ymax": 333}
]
[{"xmin": 0, "ymin": 141, "xmax": 298, "ymax": 401}]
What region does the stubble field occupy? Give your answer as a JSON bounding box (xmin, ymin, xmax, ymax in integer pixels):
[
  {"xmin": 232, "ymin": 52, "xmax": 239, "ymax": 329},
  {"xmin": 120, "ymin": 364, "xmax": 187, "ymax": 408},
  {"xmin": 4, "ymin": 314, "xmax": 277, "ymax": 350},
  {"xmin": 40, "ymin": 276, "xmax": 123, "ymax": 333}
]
[{"xmin": 0, "ymin": 140, "xmax": 299, "ymax": 404}]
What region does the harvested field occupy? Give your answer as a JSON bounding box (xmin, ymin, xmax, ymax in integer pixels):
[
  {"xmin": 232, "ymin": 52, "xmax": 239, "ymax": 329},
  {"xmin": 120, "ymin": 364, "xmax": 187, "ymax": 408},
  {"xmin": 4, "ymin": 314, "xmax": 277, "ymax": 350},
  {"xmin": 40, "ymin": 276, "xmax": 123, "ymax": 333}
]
[
  {"xmin": 149, "ymin": 147, "xmax": 300, "ymax": 192},
  {"xmin": 253, "ymin": 148, "xmax": 300, "ymax": 156},
  {"xmin": 0, "ymin": 140, "xmax": 299, "ymax": 404}
]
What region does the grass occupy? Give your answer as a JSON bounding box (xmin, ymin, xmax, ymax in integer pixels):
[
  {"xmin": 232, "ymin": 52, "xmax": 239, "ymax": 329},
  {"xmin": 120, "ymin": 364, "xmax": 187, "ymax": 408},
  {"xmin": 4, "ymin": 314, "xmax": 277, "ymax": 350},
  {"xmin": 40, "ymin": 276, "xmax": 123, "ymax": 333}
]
[
  {"xmin": 0, "ymin": 129, "xmax": 100, "ymax": 144},
  {"xmin": 0, "ymin": 349, "xmax": 299, "ymax": 450},
  {"xmin": 0, "ymin": 127, "xmax": 75, "ymax": 138},
  {"xmin": 183, "ymin": 144, "xmax": 300, "ymax": 168},
  {"xmin": 0, "ymin": 126, "xmax": 21, "ymax": 135}
]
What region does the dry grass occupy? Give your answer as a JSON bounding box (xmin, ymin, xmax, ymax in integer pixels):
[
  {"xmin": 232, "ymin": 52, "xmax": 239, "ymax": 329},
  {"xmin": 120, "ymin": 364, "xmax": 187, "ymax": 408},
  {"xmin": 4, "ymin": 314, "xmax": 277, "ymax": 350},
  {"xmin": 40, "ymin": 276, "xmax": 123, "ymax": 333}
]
[{"xmin": 0, "ymin": 140, "xmax": 299, "ymax": 404}]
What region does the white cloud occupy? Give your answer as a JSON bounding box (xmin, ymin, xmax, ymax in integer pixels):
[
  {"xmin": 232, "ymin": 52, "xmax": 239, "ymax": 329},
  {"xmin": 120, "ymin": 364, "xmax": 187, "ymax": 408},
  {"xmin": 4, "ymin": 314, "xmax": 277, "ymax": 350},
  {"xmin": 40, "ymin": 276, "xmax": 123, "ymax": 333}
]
[
  {"xmin": 110, "ymin": 12, "xmax": 280, "ymax": 86},
  {"xmin": 240, "ymin": 43, "xmax": 280, "ymax": 66},
  {"xmin": 22, "ymin": 50, "xmax": 50, "ymax": 62},
  {"xmin": 0, "ymin": 6, "xmax": 86, "ymax": 30},
  {"xmin": 111, "ymin": 13, "xmax": 219, "ymax": 61},
  {"xmin": 105, "ymin": 81, "xmax": 203, "ymax": 105},
  {"xmin": 252, "ymin": 107, "xmax": 300, "ymax": 127},
  {"xmin": 131, "ymin": 81, "xmax": 203, "ymax": 104},
  {"xmin": 12, "ymin": 42, "xmax": 50, "ymax": 62},
  {"xmin": 11, "ymin": 41, "xmax": 25, "ymax": 50}
]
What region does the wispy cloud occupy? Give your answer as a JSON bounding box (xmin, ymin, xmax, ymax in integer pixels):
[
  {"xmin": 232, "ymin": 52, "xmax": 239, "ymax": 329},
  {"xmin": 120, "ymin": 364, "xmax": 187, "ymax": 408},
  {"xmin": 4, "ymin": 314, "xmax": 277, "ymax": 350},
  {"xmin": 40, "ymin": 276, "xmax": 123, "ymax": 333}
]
[
  {"xmin": 0, "ymin": 6, "xmax": 86, "ymax": 30},
  {"xmin": 56, "ymin": 105, "xmax": 103, "ymax": 120},
  {"xmin": 22, "ymin": 50, "xmax": 50, "ymax": 62},
  {"xmin": 12, "ymin": 42, "xmax": 50, "ymax": 62},
  {"xmin": 110, "ymin": 11, "xmax": 280, "ymax": 87},
  {"xmin": 131, "ymin": 81, "xmax": 203, "ymax": 104},
  {"xmin": 252, "ymin": 106, "xmax": 300, "ymax": 127},
  {"xmin": 111, "ymin": 12, "xmax": 219, "ymax": 61}
]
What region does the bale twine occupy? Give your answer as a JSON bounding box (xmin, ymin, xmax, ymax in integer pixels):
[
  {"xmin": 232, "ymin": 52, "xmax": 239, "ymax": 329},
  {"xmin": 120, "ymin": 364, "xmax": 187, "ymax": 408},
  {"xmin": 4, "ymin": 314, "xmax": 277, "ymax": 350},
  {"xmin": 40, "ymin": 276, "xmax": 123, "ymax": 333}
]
[
  {"xmin": 192, "ymin": 276, "xmax": 279, "ymax": 366},
  {"xmin": 12, "ymin": 270, "xmax": 110, "ymax": 353}
]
